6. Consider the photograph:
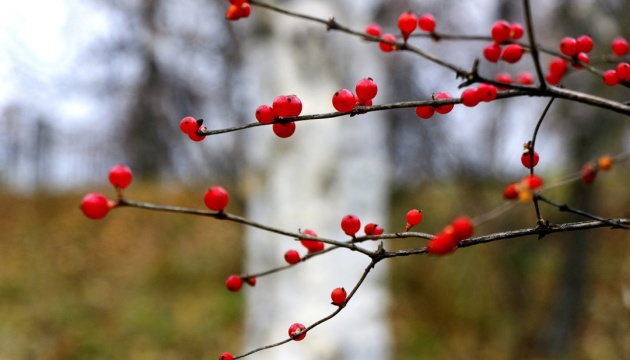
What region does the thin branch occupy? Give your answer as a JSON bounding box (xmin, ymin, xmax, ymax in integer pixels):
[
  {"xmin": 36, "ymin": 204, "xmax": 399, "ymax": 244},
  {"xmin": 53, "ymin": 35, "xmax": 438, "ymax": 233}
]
[
  {"xmin": 117, "ymin": 199, "xmax": 375, "ymax": 257},
  {"xmin": 536, "ymin": 194, "xmax": 630, "ymax": 229},
  {"xmin": 522, "ymin": 0, "xmax": 546, "ymax": 89},
  {"xmin": 382, "ymin": 218, "xmax": 630, "ymax": 258},
  {"xmin": 529, "ymin": 97, "xmax": 556, "ymax": 224}
]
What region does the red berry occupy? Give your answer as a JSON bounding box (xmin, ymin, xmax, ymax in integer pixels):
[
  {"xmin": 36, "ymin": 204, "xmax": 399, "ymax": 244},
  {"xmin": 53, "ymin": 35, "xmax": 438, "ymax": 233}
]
[
  {"xmin": 288, "ymin": 323, "xmax": 307, "ymax": 341},
  {"xmin": 331, "ymin": 287, "xmax": 347, "ymax": 305},
  {"xmin": 616, "ymin": 62, "xmax": 630, "ymax": 81},
  {"xmin": 548, "ymin": 57, "xmax": 568, "ymax": 77},
  {"xmin": 245, "ymin": 276, "xmax": 256, "ymax": 287},
  {"xmin": 365, "ymin": 23, "xmax": 382, "ymax": 37},
  {"xmin": 495, "ymin": 72, "xmax": 513, "ymax": 90},
  {"xmin": 284, "ymin": 249, "xmax": 301, "ymax": 264},
  {"xmin": 364, "ymin": 222, "xmax": 383, "ymax": 236},
  {"xmin": 576, "ymin": 52, "xmax": 589, "ymax": 67},
  {"xmin": 397, "ymin": 11, "xmax": 417, "ymax": 39},
  {"xmin": 219, "ymin": 352, "xmax": 233, "ymax": 360},
  {"xmin": 427, "ymin": 230, "xmax": 457, "ymax": 255},
  {"xmin": 509, "ymin": 23, "xmax": 524, "ymax": 39},
  {"xmin": 476, "ymin": 83, "xmax": 497, "ymax": 102},
  {"xmin": 418, "ymin": 13, "xmax": 436, "ymax": 33},
  {"xmin": 434, "ymin": 92, "xmax": 454, "ymax": 114},
  {"xmin": 179, "ymin": 116, "xmax": 199, "ymax": 134},
  {"xmin": 576, "ymin": 35, "xmax": 593, "ymax": 53},
  {"xmin": 332, "ymin": 89, "xmax": 357, "ymax": 113},
  {"xmin": 517, "ymin": 72, "xmax": 535, "ymax": 85},
  {"xmin": 379, "ymin": 33, "xmax": 397, "ymax": 53},
  {"xmin": 415, "ymin": 105, "xmax": 435, "ymax": 119},
  {"xmin": 255, "ymin": 105, "xmax": 276, "ymax": 124},
  {"xmin": 603, "ymin": 70, "xmax": 619, "ymax": 86},
  {"xmin": 188, "ymin": 131, "xmax": 206, "ymax": 142},
  {"xmin": 501, "ymin": 44, "xmax": 524, "ymax": 63},
  {"xmin": 204, "ymin": 186, "xmax": 229, "ymax": 211},
  {"xmin": 286, "ymin": 95, "xmax": 302, "ymax": 117},
  {"xmin": 225, "ymin": 275, "xmax": 242, "ymax": 292},
  {"xmin": 612, "ymin": 37, "xmax": 629, "ymax": 56},
  {"xmin": 364, "ymin": 222, "xmax": 377, "ymax": 235},
  {"xmin": 341, "ymin": 214, "xmax": 361, "ymax": 236},
  {"xmin": 300, "ymin": 229, "xmax": 324, "ymax": 253},
  {"xmin": 559, "ymin": 37, "xmax": 578, "ymax": 57},
  {"xmin": 108, "ymin": 164, "xmax": 133, "ymax": 189},
  {"xmin": 80, "ymin": 193, "xmax": 111, "ymax": 220},
  {"xmin": 523, "ymin": 174, "xmax": 543, "ymax": 190},
  {"xmin": 460, "ymin": 88, "xmax": 480, "ymax": 107},
  {"xmin": 483, "ymin": 43, "xmax": 501, "ymax": 63},
  {"xmin": 357, "ymin": 98, "xmax": 372, "ymax": 107},
  {"xmin": 490, "ymin": 20, "xmax": 511, "ymax": 44},
  {"xmin": 225, "ymin": 5, "xmax": 242, "ymax": 21},
  {"xmin": 272, "ymin": 122, "xmax": 296, "ymax": 138},
  {"xmin": 405, "ymin": 209, "xmax": 423, "ymax": 231},
  {"xmin": 355, "ymin": 78, "xmax": 378, "ymax": 101},
  {"xmin": 580, "ymin": 163, "xmax": 597, "ymax": 184},
  {"xmin": 545, "ymin": 72, "xmax": 562, "ymax": 86},
  {"xmin": 503, "ymin": 183, "xmax": 518, "ymax": 200},
  {"xmin": 521, "ymin": 150, "xmax": 540, "ymax": 169},
  {"xmin": 272, "ymin": 95, "xmax": 291, "ymax": 117},
  {"xmin": 273, "ymin": 95, "xmax": 300, "ymax": 117},
  {"xmin": 229, "ymin": 0, "xmax": 247, "ymax": 5},
  {"xmin": 451, "ymin": 216, "xmax": 473, "ymax": 241},
  {"xmin": 238, "ymin": 3, "xmax": 251, "ymax": 18}
]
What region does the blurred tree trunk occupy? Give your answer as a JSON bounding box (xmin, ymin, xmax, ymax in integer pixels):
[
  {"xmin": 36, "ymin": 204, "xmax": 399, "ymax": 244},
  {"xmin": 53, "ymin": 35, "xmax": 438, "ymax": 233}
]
[{"xmin": 241, "ymin": 1, "xmax": 391, "ymax": 359}]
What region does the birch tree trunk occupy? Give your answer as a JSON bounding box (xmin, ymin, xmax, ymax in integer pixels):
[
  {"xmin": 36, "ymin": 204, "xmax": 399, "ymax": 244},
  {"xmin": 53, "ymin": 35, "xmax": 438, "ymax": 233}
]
[{"xmin": 241, "ymin": 1, "xmax": 391, "ymax": 359}]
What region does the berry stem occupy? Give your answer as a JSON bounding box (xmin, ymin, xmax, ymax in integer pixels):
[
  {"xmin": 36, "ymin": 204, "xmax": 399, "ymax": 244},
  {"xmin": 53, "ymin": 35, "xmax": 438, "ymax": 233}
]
[{"xmin": 529, "ymin": 97, "xmax": 556, "ymax": 225}]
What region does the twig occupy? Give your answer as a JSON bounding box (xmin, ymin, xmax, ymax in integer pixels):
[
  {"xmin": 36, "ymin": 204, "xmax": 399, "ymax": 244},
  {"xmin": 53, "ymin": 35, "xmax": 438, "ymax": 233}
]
[
  {"xmin": 234, "ymin": 259, "xmax": 377, "ymax": 359},
  {"xmin": 536, "ymin": 195, "xmax": 630, "ymax": 229}
]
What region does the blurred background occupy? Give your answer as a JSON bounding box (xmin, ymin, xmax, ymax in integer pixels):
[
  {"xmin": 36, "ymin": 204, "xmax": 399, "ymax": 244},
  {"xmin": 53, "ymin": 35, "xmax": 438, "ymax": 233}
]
[{"xmin": 1, "ymin": 0, "xmax": 630, "ymax": 359}]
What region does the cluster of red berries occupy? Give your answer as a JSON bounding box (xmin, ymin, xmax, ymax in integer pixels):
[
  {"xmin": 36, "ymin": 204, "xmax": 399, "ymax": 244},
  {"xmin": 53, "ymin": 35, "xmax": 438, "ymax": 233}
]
[
  {"xmin": 460, "ymin": 83, "xmax": 498, "ymax": 107},
  {"xmin": 493, "ymin": 71, "xmax": 536, "ymax": 88},
  {"xmin": 364, "ymin": 222, "xmax": 384, "ymax": 237},
  {"xmin": 482, "ymin": 21, "xmax": 524, "ymax": 64},
  {"xmin": 332, "ymin": 77, "xmax": 378, "ymax": 113},
  {"xmin": 225, "ymin": 0, "xmax": 251, "ymax": 21},
  {"xmin": 580, "ymin": 154, "xmax": 613, "ymax": 184},
  {"xmin": 414, "ymin": 92, "xmax": 454, "ymax": 119},
  {"xmin": 255, "ymin": 95, "xmax": 303, "ymax": 138},
  {"xmin": 542, "ymin": 35, "xmax": 593, "ymax": 84},
  {"xmin": 282, "ymin": 229, "xmax": 323, "ymax": 266},
  {"xmin": 602, "ymin": 61, "xmax": 630, "ymax": 86},
  {"xmin": 426, "ymin": 216, "xmax": 474, "ymax": 255},
  {"xmin": 364, "ymin": 11, "xmax": 436, "ymax": 53},
  {"xmin": 396, "ymin": 11, "xmax": 436, "ymax": 40},
  {"xmin": 179, "ymin": 116, "xmax": 207, "ymax": 142},
  {"xmin": 225, "ymin": 274, "xmax": 256, "ymax": 292},
  {"xmin": 503, "ymin": 174, "xmax": 544, "ymax": 202},
  {"xmin": 80, "ymin": 164, "xmax": 133, "ymax": 220}
]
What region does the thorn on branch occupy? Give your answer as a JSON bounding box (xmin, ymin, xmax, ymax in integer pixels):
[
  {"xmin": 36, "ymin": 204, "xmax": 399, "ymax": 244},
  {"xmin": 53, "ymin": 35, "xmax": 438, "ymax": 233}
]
[{"xmin": 326, "ymin": 17, "xmax": 338, "ymax": 31}]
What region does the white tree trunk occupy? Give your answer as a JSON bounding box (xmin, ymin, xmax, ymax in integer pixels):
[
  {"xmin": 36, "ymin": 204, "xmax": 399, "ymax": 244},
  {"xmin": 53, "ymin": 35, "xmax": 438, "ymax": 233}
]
[{"xmin": 242, "ymin": 1, "xmax": 390, "ymax": 359}]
